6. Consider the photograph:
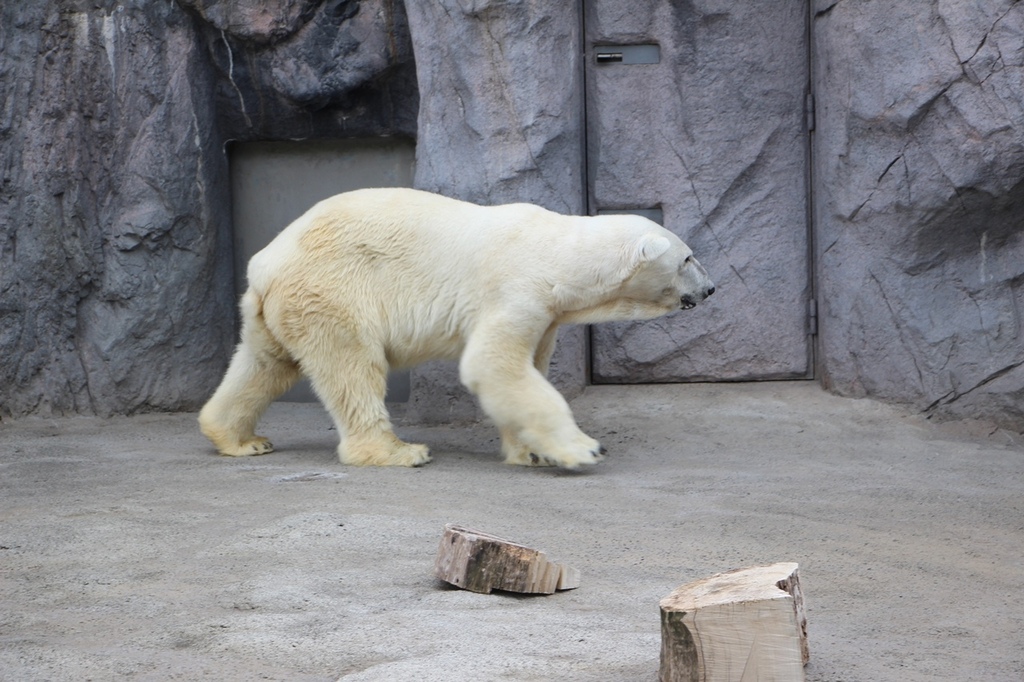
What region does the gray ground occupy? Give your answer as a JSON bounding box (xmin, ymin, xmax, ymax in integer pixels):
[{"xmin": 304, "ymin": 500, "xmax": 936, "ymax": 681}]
[{"xmin": 2, "ymin": 382, "xmax": 1022, "ymax": 682}]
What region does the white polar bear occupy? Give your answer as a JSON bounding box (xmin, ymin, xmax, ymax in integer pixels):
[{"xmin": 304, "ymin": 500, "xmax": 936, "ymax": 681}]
[{"xmin": 199, "ymin": 188, "xmax": 714, "ymax": 468}]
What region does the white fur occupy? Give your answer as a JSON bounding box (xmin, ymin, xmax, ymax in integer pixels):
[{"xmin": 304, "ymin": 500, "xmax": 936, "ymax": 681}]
[{"xmin": 199, "ymin": 188, "xmax": 714, "ymax": 468}]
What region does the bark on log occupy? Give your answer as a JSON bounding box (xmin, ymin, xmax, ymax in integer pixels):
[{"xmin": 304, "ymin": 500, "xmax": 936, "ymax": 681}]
[
  {"xmin": 659, "ymin": 562, "xmax": 809, "ymax": 682},
  {"xmin": 434, "ymin": 525, "xmax": 580, "ymax": 595}
]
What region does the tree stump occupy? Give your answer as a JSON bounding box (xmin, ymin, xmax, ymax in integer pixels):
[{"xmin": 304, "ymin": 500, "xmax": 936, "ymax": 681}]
[
  {"xmin": 434, "ymin": 525, "xmax": 580, "ymax": 595},
  {"xmin": 659, "ymin": 562, "xmax": 809, "ymax": 682}
]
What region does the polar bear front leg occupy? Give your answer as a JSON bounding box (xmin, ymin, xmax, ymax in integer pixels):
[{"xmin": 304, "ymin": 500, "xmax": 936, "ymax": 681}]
[
  {"xmin": 461, "ymin": 316, "xmax": 604, "ymax": 469},
  {"xmin": 498, "ymin": 322, "xmax": 563, "ymax": 467},
  {"xmin": 299, "ymin": 330, "xmax": 431, "ymax": 467}
]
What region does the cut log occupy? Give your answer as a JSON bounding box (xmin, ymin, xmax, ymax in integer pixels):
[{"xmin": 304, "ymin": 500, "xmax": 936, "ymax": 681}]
[
  {"xmin": 434, "ymin": 525, "xmax": 580, "ymax": 595},
  {"xmin": 659, "ymin": 562, "xmax": 809, "ymax": 682}
]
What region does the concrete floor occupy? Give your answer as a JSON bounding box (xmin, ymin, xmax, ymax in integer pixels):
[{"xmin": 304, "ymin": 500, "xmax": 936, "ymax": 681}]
[{"xmin": 1, "ymin": 382, "xmax": 1022, "ymax": 681}]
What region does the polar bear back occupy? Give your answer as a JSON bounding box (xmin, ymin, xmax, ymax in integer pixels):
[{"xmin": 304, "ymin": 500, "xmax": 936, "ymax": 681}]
[{"xmin": 245, "ymin": 188, "xmax": 588, "ymax": 367}]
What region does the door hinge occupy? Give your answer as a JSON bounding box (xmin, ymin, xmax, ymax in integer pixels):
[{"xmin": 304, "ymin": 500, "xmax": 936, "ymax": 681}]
[
  {"xmin": 807, "ymin": 298, "xmax": 818, "ymax": 336},
  {"xmin": 805, "ymin": 92, "xmax": 816, "ymax": 132}
]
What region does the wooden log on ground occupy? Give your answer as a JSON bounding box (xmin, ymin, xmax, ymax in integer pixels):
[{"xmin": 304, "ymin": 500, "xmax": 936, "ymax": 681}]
[
  {"xmin": 434, "ymin": 524, "xmax": 580, "ymax": 595},
  {"xmin": 659, "ymin": 562, "xmax": 809, "ymax": 682}
]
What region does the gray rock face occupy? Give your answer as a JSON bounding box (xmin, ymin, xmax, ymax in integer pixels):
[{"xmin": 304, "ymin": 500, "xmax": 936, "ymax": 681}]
[
  {"xmin": 812, "ymin": 0, "xmax": 1024, "ymax": 428},
  {"xmin": 0, "ymin": 2, "xmax": 232, "ymax": 416},
  {"xmin": 403, "ymin": 0, "xmax": 587, "ymax": 423},
  {"xmin": 190, "ymin": 0, "xmax": 418, "ymax": 140},
  {"xmin": 0, "ymin": 0, "xmax": 416, "ymax": 416},
  {"xmin": 2, "ymin": 0, "xmax": 1021, "ymax": 431}
]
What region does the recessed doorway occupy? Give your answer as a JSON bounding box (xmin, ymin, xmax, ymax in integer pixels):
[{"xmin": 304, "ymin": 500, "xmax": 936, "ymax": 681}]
[{"xmin": 229, "ymin": 137, "xmax": 416, "ymax": 402}]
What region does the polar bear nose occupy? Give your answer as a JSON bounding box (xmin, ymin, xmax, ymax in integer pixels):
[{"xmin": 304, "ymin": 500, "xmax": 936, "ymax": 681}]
[{"xmin": 706, "ymin": 285, "xmax": 715, "ymax": 297}]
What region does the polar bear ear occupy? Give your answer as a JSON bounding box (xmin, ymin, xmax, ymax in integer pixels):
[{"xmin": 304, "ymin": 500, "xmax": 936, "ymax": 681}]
[{"xmin": 633, "ymin": 234, "xmax": 671, "ymax": 264}]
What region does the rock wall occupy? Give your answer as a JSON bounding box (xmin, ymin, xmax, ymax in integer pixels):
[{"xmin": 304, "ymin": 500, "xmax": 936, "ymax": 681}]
[
  {"xmin": 812, "ymin": 0, "xmax": 1024, "ymax": 429},
  {"xmin": 0, "ymin": 2, "xmax": 231, "ymax": 416},
  {"xmin": 2, "ymin": 0, "xmax": 1022, "ymax": 430},
  {"xmin": 0, "ymin": 0, "xmax": 416, "ymax": 416},
  {"xmin": 403, "ymin": 0, "xmax": 587, "ymax": 423}
]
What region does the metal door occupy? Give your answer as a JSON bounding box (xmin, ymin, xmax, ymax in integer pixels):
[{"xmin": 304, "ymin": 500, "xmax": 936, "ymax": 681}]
[{"xmin": 585, "ymin": 1, "xmax": 812, "ymax": 382}]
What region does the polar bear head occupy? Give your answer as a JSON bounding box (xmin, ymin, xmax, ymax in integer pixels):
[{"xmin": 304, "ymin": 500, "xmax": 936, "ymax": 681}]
[
  {"xmin": 620, "ymin": 225, "xmax": 715, "ymax": 314},
  {"xmin": 554, "ymin": 214, "xmax": 715, "ymax": 325}
]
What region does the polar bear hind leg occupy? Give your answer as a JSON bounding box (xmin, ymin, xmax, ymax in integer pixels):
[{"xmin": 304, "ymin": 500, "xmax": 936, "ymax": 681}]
[
  {"xmin": 198, "ymin": 290, "xmax": 301, "ymax": 456},
  {"xmin": 295, "ymin": 319, "xmax": 431, "ymax": 467}
]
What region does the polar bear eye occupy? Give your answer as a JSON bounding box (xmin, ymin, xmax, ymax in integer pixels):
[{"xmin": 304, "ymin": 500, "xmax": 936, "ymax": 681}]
[{"xmin": 684, "ymin": 256, "xmax": 693, "ymax": 264}]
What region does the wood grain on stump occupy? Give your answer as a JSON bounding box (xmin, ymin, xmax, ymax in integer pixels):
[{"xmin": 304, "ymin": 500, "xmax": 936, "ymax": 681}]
[
  {"xmin": 434, "ymin": 525, "xmax": 580, "ymax": 595},
  {"xmin": 659, "ymin": 562, "xmax": 809, "ymax": 682}
]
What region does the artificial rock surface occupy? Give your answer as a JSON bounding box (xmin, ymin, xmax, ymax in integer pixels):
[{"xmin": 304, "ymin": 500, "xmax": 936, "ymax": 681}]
[
  {"xmin": 812, "ymin": 0, "xmax": 1024, "ymax": 428},
  {"xmin": 0, "ymin": 0, "xmax": 417, "ymax": 416},
  {"xmin": 403, "ymin": 0, "xmax": 587, "ymax": 423},
  {"xmin": 1, "ymin": 0, "xmax": 1022, "ymax": 430},
  {"xmin": 0, "ymin": 2, "xmax": 233, "ymax": 416}
]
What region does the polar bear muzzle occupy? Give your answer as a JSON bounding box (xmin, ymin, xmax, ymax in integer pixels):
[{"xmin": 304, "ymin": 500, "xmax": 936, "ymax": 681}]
[{"xmin": 679, "ymin": 255, "xmax": 715, "ymax": 310}]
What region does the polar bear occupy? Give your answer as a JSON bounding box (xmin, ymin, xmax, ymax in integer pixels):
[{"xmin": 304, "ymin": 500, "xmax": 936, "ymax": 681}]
[{"xmin": 199, "ymin": 188, "xmax": 714, "ymax": 468}]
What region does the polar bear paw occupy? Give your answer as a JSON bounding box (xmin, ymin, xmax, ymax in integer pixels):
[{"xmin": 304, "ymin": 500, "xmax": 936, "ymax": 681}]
[
  {"xmin": 505, "ymin": 430, "xmax": 606, "ymax": 470},
  {"xmin": 340, "ymin": 434, "xmax": 432, "ymax": 467},
  {"xmin": 235, "ymin": 437, "xmax": 275, "ymax": 456},
  {"xmin": 502, "ymin": 431, "xmax": 550, "ymax": 467},
  {"xmin": 214, "ymin": 436, "xmax": 275, "ymax": 457},
  {"xmin": 547, "ymin": 439, "xmax": 606, "ymax": 470},
  {"xmin": 503, "ymin": 441, "xmax": 558, "ymax": 467}
]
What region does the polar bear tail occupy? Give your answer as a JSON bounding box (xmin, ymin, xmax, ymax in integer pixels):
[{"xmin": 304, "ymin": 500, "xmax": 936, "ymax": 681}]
[{"xmin": 197, "ymin": 288, "xmax": 301, "ymax": 456}]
